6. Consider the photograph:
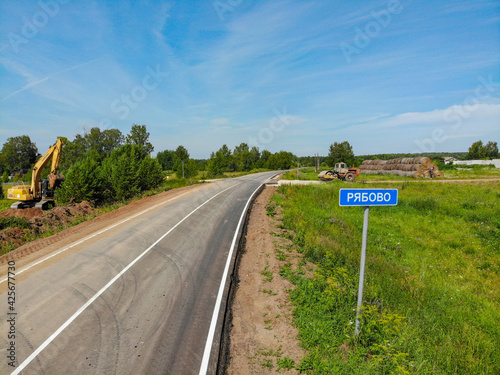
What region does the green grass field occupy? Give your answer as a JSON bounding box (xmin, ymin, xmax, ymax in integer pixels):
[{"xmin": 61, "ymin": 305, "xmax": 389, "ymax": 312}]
[
  {"xmin": 270, "ymin": 181, "xmax": 500, "ymax": 374},
  {"xmin": 282, "ymin": 165, "xmax": 500, "ymax": 182}
]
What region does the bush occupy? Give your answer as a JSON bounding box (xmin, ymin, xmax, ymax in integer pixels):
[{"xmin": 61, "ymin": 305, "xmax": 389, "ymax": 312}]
[
  {"xmin": 108, "ymin": 151, "xmax": 141, "ymax": 200},
  {"xmin": 101, "ymin": 144, "xmax": 165, "ymax": 201},
  {"xmin": 173, "ymin": 158, "xmax": 198, "ymax": 179},
  {"xmin": 57, "ymin": 151, "xmax": 105, "ymax": 204},
  {"xmin": 138, "ymin": 156, "xmax": 164, "ymax": 191},
  {"xmin": 0, "ymin": 217, "xmax": 31, "ymax": 230}
]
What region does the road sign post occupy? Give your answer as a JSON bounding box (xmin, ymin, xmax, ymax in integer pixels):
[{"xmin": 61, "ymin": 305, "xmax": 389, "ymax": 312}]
[{"xmin": 339, "ymin": 188, "xmax": 398, "ymax": 336}]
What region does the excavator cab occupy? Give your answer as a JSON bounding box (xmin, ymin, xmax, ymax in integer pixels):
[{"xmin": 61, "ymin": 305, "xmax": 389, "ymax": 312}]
[{"xmin": 41, "ymin": 179, "xmax": 54, "ymax": 198}]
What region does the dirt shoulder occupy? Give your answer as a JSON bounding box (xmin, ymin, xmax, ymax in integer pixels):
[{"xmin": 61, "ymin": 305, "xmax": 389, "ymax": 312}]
[
  {"xmin": 0, "ymin": 183, "xmax": 211, "ymax": 277},
  {"xmin": 227, "ymin": 186, "xmax": 311, "ymax": 374}
]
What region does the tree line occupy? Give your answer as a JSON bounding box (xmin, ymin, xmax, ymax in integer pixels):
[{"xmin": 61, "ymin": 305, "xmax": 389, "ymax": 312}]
[
  {"xmin": 0, "ymin": 124, "xmax": 300, "ymax": 205},
  {"xmin": 2, "ymin": 124, "xmax": 496, "ymax": 206}
]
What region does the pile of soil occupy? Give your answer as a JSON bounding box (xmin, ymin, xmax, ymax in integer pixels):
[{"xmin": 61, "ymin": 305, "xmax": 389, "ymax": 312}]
[
  {"xmin": 0, "ymin": 201, "xmax": 95, "ymax": 251},
  {"xmin": 0, "ymin": 228, "xmax": 26, "ymax": 248}
]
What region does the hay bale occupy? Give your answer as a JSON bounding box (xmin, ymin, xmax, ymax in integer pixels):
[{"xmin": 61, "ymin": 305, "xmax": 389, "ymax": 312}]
[{"xmin": 361, "ymin": 156, "xmax": 442, "ymax": 178}]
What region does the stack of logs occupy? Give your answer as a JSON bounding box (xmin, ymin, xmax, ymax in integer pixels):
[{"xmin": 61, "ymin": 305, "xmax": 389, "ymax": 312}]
[{"xmin": 359, "ymin": 157, "xmax": 444, "ymax": 178}]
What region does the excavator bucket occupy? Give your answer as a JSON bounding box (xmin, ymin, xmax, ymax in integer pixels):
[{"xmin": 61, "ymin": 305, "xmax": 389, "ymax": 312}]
[{"xmin": 48, "ymin": 173, "xmax": 65, "ymax": 189}]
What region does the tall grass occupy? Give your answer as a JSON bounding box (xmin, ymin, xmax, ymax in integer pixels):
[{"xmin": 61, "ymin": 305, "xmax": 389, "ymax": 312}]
[
  {"xmin": 281, "ymin": 165, "xmax": 500, "ymax": 182},
  {"xmin": 272, "ymin": 181, "xmax": 500, "ymax": 374}
]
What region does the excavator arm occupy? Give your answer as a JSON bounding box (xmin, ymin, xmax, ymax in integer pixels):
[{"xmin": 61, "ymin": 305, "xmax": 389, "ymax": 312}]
[
  {"xmin": 30, "ymin": 138, "xmax": 64, "ymax": 196},
  {"xmin": 8, "ymin": 138, "xmax": 64, "ymax": 209}
]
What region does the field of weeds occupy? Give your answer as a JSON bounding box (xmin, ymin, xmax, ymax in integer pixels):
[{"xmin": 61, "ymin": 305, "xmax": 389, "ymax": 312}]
[
  {"xmin": 282, "ymin": 165, "xmax": 500, "ymax": 182},
  {"xmin": 271, "ymin": 181, "xmax": 500, "ymax": 374}
]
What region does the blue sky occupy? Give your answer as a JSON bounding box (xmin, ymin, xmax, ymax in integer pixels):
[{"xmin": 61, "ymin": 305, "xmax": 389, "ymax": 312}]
[{"xmin": 1, "ymin": 0, "xmax": 499, "ymax": 158}]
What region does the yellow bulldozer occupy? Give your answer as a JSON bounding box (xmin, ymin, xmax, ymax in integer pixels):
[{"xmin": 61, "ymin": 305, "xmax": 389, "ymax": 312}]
[{"xmin": 7, "ymin": 138, "xmax": 64, "ymax": 209}]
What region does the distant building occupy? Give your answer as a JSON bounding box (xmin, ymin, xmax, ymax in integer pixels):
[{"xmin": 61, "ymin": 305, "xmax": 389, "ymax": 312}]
[
  {"xmin": 8, "ymin": 169, "xmax": 29, "ymax": 179},
  {"xmin": 442, "ymin": 156, "xmax": 458, "ymax": 164},
  {"xmin": 453, "ymin": 159, "xmax": 500, "ymax": 168}
]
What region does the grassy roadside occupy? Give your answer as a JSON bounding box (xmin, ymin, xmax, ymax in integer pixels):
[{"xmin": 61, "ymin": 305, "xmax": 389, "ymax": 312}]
[
  {"xmin": 282, "ymin": 165, "xmax": 500, "ymax": 182},
  {"xmin": 269, "ymin": 181, "xmax": 500, "ymax": 374}
]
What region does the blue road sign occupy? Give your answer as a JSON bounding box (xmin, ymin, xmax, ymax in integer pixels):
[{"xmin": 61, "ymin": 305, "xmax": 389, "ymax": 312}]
[{"xmin": 339, "ymin": 188, "xmax": 398, "ymax": 206}]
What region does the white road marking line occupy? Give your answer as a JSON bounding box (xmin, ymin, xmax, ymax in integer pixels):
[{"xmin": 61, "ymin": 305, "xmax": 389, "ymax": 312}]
[
  {"xmin": 10, "ymin": 184, "xmax": 237, "ymax": 375},
  {"xmin": 1, "ymin": 185, "xmax": 208, "ymax": 284},
  {"xmin": 199, "ymin": 183, "xmax": 263, "ymax": 375}
]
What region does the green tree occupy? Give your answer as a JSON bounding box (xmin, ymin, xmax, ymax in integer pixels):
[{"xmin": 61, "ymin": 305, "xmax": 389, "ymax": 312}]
[
  {"xmin": 179, "ymin": 159, "xmax": 199, "ymax": 179},
  {"xmin": 234, "ymin": 143, "xmax": 255, "ymax": 171},
  {"xmin": 249, "ymin": 147, "xmax": 261, "ymax": 169},
  {"xmin": 58, "ymin": 128, "xmax": 124, "ymax": 172},
  {"xmin": 327, "ymin": 141, "xmax": 355, "ymax": 166},
  {"xmin": 467, "ymin": 141, "xmax": 486, "ymax": 159},
  {"xmin": 466, "ymin": 140, "xmax": 499, "ymax": 160},
  {"xmin": 58, "ymin": 135, "xmax": 87, "ymax": 172},
  {"xmin": 207, "ymin": 144, "xmax": 233, "ymax": 177},
  {"xmin": 100, "ymin": 128, "xmax": 125, "ymax": 156},
  {"xmin": 102, "ymin": 145, "xmax": 144, "ymax": 201},
  {"xmin": 173, "ymin": 145, "xmax": 190, "ymax": 176},
  {"xmin": 57, "ymin": 150, "xmax": 105, "ymax": 204},
  {"xmin": 58, "ymin": 142, "xmax": 165, "ymax": 204},
  {"xmin": 138, "ymin": 156, "xmax": 165, "ymax": 190},
  {"xmin": 126, "ymin": 124, "xmax": 153, "ymax": 154},
  {"xmin": 267, "ymin": 151, "xmax": 295, "ymax": 170},
  {"xmin": 173, "ymin": 159, "xmax": 193, "ymax": 178},
  {"xmin": 86, "ymin": 127, "xmax": 125, "ymax": 157},
  {"xmin": 484, "ymin": 141, "xmax": 499, "ymax": 158},
  {"xmin": 0, "ymin": 135, "xmax": 38, "ymax": 173},
  {"xmin": 174, "ymin": 145, "xmax": 190, "ymax": 163},
  {"xmin": 157, "ymin": 150, "xmax": 176, "ymax": 170},
  {"xmin": 258, "ymin": 149, "xmax": 272, "ymax": 168}
]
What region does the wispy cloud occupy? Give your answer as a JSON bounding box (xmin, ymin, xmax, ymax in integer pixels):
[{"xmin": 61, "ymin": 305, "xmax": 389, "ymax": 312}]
[
  {"xmin": 2, "ymin": 58, "xmax": 102, "ymax": 101},
  {"xmin": 350, "ymin": 103, "xmax": 500, "ymax": 130},
  {"xmin": 0, "ymin": 0, "xmax": 498, "ymax": 157}
]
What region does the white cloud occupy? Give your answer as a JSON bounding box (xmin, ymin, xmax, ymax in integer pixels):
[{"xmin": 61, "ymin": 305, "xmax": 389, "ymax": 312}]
[
  {"xmin": 210, "ymin": 118, "xmax": 229, "ymax": 126},
  {"xmin": 340, "ymin": 102, "xmax": 500, "ymax": 154}
]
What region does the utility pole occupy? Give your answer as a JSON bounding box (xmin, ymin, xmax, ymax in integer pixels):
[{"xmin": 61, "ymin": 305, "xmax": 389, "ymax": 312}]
[{"xmin": 182, "ymin": 160, "xmax": 185, "ymax": 179}]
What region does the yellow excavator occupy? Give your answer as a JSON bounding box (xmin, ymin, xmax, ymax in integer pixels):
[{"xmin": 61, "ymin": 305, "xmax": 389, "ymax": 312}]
[{"xmin": 7, "ymin": 138, "xmax": 64, "ymax": 209}]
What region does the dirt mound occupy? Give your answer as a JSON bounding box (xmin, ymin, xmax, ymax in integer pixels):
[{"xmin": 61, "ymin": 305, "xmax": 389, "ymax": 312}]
[
  {"xmin": 0, "ymin": 207, "xmax": 44, "ymax": 219},
  {"xmin": 0, "ymin": 228, "xmax": 26, "ymax": 247},
  {"xmin": 46, "ymin": 201, "xmax": 94, "ymax": 224},
  {"xmin": 0, "ymin": 201, "xmax": 95, "ymax": 252}
]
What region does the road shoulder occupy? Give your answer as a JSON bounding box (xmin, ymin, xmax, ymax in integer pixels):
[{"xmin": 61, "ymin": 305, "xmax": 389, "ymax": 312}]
[
  {"xmin": 227, "ymin": 186, "xmax": 308, "ymax": 374},
  {"xmin": 0, "ymin": 183, "xmax": 211, "ymax": 278}
]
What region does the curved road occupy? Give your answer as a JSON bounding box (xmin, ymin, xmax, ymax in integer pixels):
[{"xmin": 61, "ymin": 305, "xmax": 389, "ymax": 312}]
[{"xmin": 1, "ymin": 172, "xmax": 277, "ymax": 375}]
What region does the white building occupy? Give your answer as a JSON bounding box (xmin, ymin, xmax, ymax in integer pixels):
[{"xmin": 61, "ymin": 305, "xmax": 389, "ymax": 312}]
[{"xmin": 453, "ymin": 159, "xmax": 500, "ymax": 168}]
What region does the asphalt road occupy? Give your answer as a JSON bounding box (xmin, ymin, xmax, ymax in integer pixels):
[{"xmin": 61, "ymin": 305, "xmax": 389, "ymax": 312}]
[{"xmin": 0, "ymin": 171, "xmax": 278, "ymax": 375}]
